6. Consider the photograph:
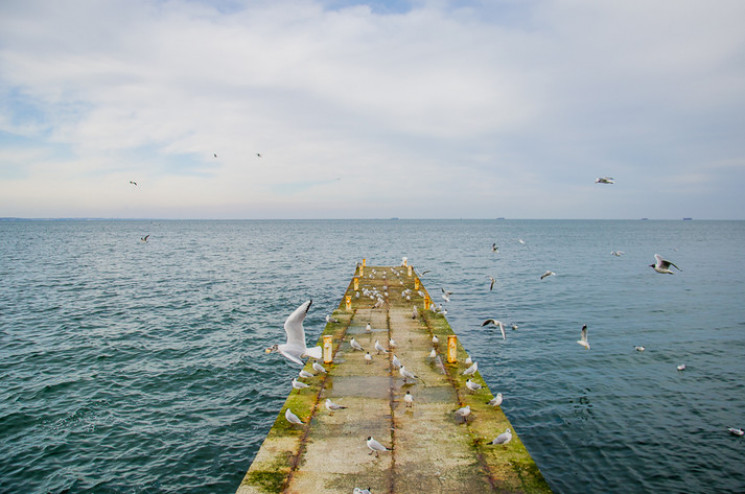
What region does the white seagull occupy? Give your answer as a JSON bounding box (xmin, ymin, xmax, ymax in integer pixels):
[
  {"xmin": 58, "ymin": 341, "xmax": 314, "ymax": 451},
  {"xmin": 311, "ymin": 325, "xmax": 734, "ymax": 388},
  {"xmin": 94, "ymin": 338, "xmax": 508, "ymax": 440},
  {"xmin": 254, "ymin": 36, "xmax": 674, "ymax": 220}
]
[
  {"xmin": 353, "ymin": 488, "xmax": 372, "ymax": 494},
  {"xmin": 650, "ymin": 254, "xmax": 681, "ymax": 274},
  {"xmin": 291, "ymin": 377, "xmax": 309, "ymax": 390},
  {"xmin": 265, "ymin": 300, "xmax": 322, "ymax": 366},
  {"xmin": 462, "ymin": 361, "xmax": 478, "ymax": 376},
  {"xmin": 540, "ymin": 270, "xmax": 556, "ymax": 280},
  {"xmin": 482, "ymin": 319, "xmax": 506, "ymax": 340},
  {"xmin": 366, "ymin": 436, "xmax": 392, "ymax": 456},
  {"xmin": 325, "ymin": 398, "xmax": 347, "ymax": 412},
  {"xmin": 728, "ymin": 427, "xmax": 744, "ymax": 437},
  {"xmin": 454, "ymin": 405, "xmax": 471, "ymax": 423},
  {"xmin": 285, "ymin": 408, "xmax": 304, "ymax": 425},
  {"xmin": 487, "ymin": 393, "xmax": 503, "ymax": 407},
  {"xmin": 488, "ymin": 276, "xmax": 496, "ymax": 291},
  {"xmin": 350, "ymin": 338, "xmax": 365, "ymax": 352},
  {"xmin": 374, "ymin": 340, "xmax": 389, "ymax": 354},
  {"xmin": 364, "ymin": 352, "xmax": 373, "ymax": 364},
  {"xmin": 490, "ymin": 428, "xmax": 512, "ymax": 445},
  {"xmin": 391, "ymin": 354, "xmax": 402, "ymax": 369},
  {"xmin": 298, "ymin": 369, "xmax": 314, "ymax": 379},
  {"xmin": 677, "ymin": 364, "xmax": 687, "ymax": 371},
  {"xmin": 441, "ymin": 288, "xmax": 452, "ymax": 302},
  {"xmin": 399, "ymin": 366, "xmax": 418, "ymax": 383},
  {"xmin": 465, "ymin": 378, "xmax": 482, "ymax": 392},
  {"xmin": 595, "ymin": 176, "xmax": 614, "ymax": 184},
  {"xmin": 404, "ymin": 390, "xmax": 414, "ymax": 407},
  {"xmin": 312, "ymin": 361, "xmax": 327, "ymax": 374},
  {"xmin": 611, "ymin": 250, "xmax": 624, "ymax": 257},
  {"xmin": 577, "ymin": 324, "xmax": 590, "ymax": 350}
]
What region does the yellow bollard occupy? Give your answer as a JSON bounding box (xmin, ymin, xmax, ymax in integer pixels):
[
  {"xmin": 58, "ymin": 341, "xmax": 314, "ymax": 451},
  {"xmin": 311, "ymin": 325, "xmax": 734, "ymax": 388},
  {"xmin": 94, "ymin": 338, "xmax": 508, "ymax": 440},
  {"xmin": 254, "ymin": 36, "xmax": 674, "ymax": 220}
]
[
  {"xmin": 407, "ymin": 265, "xmax": 413, "ymax": 277},
  {"xmin": 423, "ymin": 295, "xmax": 431, "ymax": 310},
  {"xmin": 353, "ymin": 277, "xmax": 359, "ymax": 290},
  {"xmin": 447, "ymin": 335, "xmax": 457, "ymax": 363},
  {"xmin": 362, "ymin": 258, "xmax": 366, "ymax": 267},
  {"xmin": 345, "ymin": 295, "xmax": 352, "ymax": 310},
  {"xmin": 414, "ymin": 278, "xmax": 420, "ymax": 290},
  {"xmin": 323, "ymin": 335, "xmax": 333, "ymax": 364}
]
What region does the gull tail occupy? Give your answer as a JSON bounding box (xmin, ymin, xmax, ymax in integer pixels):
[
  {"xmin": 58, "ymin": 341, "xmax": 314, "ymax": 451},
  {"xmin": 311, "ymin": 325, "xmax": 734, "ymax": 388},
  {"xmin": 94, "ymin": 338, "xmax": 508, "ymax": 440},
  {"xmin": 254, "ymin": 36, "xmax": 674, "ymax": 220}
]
[{"xmin": 304, "ymin": 346, "xmax": 323, "ymax": 360}]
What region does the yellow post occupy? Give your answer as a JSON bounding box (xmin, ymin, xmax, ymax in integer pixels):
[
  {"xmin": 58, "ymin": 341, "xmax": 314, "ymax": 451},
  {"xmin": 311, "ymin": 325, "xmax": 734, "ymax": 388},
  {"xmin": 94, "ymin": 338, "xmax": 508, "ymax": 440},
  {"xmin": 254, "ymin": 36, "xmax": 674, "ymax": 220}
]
[
  {"xmin": 407, "ymin": 265, "xmax": 413, "ymax": 277},
  {"xmin": 345, "ymin": 295, "xmax": 352, "ymax": 310},
  {"xmin": 362, "ymin": 258, "xmax": 366, "ymax": 267},
  {"xmin": 414, "ymin": 278, "xmax": 420, "ymax": 290},
  {"xmin": 424, "ymin": 295, "xmax": 431, "ymax": 310},
  {"xmin": 323, "ymin": 335, "xmax": 333, "ymax": 364},
  {"xmin": 353, "ymin": 277, "xmax": 359, "ymax": 290},
  {"xmin": 358, "ymin": 263, "xmax": 364, "ymax": 277},
  {"xmin": 447, "ymin": 335, "xmax": 457, "ymax": 363}
]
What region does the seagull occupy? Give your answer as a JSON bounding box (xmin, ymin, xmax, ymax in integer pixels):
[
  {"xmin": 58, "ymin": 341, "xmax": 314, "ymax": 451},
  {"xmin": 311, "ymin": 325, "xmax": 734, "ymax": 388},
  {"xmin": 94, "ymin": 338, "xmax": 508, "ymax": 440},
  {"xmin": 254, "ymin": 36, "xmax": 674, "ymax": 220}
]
[
  {"xmin": 353, "ymin": 488, "xmax": 372, "ymax": 494},
  {"xmin": 350, "ymin": 338, "xmax": 365, "ymax": 352},
  {"xmin": 462, "ymin": 361, "xmax": 478, "ymax": 376},
  {"xmin": 491, "ymin": 243, "xmax": 499, "ymax": 253},
  {"xmin": 511, "ymin": 323, "xmax": 518, "ymax": 331},
  {"xmin": 412, "ymin": 306, "xmax": 418, "ymax": 319},
  {"xmin": 518, "ymin": 238, "xmax": 526, "ymax": 245},
  {"xmin": 441, "ymin": 288, "xmax": 452, "ymax": 303},
  {"xmin": 325, "ymin": 398, "xmax": 347, "ymax": 412},
  {"xmin": 213, "ymin": 153, "xmax": 218, "ymax": 158},
  {"xmin": 634, "ymin": 345, "xmax": 646, "ymax": 352},
  {"xmin": 454, "ymin": 405, "xmax": 471, "ymax": 423},
  {"xmin": 650, "ymin": 254, "xmax": 681, "ymax": 274},
  {"xmin": 488, "ymin": 276, "xmax": 496, "ymax": 291},
  {"xmin": 285, "ymin": 408, "xmax": 304, "ymax": 425},
  {"xmin": 374, "ymin": 340, "xmax": 389, "ymax": 354},
  {"xmin": 388, "ymin": 338, "xmax": 396, "ymax": 349},
  {"xmin": 577, "ymin": 324, "xmax": 590, "ymax": 350},
  {"xmin": 140, "ymin": 234, "xmax": 150, "ymax": 242},
  {"xmin": 325, "ymin": 314, "xmax": 340, "ymax": 323},
  {"xmin": 490, "ymin": 428, "xmax": 512, "ymax": 445},
  {"xmin": 677, "ymin": 364, "xmax": 687, "ymax": 371},
  {"xmin": 482, "ymin": 319, "xmax": 506, "ymax": 340},
  {"xmin": 399, "ymin": 366, "xmax": 418, "ymax": 383},
  {"xmin": 432, "ymin": 335, "xmax": 439, "ymax": 345},
  {"xmin": 312, "ymin": 361, "xmax": 327, "ymax": 374},
  {"xmin": 364, "ymin": 352, "xmax": 373, "ymax": 364},
  {"xmin": 428, "ymin": 348, "xmax": 437, "ymax": 358},
  {"xmin": 404, "ymin": 390, "xmax": 414, "ymax": 407},
  {"xmin": 129, "ymin": 180, "xmax": 138, "ymax": 186},
  {"xmin": 298, "ymin": 369, "xmax": 314, "ymax": 379},
  {"xmin": 367, "ymin": 436, "xmax": 392, "ymax": 457},
  {"xmin": 487, "ymin": 393, "xmax": 503, "ymax": 407},
  {"xmin": 391, "ymin": 354, "xmax": 402, "ymax": 369},
  {"xmin": 728, "ymin": 427, "xmax": 744, "ymax": 437},
  {"xmin": 540, "ymin": 270, "xmax": 556, "ymax": 280},
  {"xmin": 465, "ymin": 379, "xmax": 482, "ymax": 392},
  {"xmin": 464, "ymin": 355, "xmax": 472, "ymax": 365},
  {"xmin": 365, "ymin": 323, "xmax": 372, "ymax": 333},
  {"xmin": 595, "ymin": 176, "xmax": 614, "ymax": 184},
  {"xmin": 291, "ymin": 378, "xmax": 309, "ymax": 390},
  {"xmin": 265, "ymin": 300, "xmax": 323, "ymax": 366},
  {"xmin": 256, "ymin": 153, "xmax": 262, "ymax": 158},
  {"xmin": 611, "ymin": 250, "xmax": 624, "ymax": 257}
]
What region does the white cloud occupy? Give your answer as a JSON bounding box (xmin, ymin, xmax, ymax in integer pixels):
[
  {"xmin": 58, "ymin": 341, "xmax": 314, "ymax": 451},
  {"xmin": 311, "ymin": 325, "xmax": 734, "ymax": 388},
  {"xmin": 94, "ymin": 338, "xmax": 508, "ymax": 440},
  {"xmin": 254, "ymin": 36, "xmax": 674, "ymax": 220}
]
[{"xmin": 1, "ymin": 0, "xmax": 744, "ymax": 218}]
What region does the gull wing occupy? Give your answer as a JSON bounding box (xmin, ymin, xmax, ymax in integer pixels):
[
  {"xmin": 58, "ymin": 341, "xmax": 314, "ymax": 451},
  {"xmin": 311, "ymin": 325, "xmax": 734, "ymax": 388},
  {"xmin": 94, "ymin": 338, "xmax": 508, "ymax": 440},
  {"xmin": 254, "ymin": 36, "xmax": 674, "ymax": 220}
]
[
  {"xmin": 497, "ymin": 320, "xmax": 506, "ymax": 340},
  {"xmin": 581, "ymin": 324, "xmax": 588, "ymax": 342},
  {"xmin": 284, "ymin": 300, "xmax": 312, "ymax": 349}
]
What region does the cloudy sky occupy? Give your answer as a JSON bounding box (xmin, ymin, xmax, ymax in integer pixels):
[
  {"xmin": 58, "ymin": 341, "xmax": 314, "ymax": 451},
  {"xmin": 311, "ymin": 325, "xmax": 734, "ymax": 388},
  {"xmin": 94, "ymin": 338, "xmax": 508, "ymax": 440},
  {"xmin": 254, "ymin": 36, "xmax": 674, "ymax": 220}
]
[{"xmin": 1, "ymin": 0, "xmax": 744, "ymax": 219}]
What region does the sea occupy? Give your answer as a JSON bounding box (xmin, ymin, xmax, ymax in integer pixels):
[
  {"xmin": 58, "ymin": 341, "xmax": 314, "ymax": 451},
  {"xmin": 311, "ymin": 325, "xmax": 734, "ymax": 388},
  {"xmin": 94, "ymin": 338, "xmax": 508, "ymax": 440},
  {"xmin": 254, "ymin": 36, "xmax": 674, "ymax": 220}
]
[{"xmin": 1, "ymin": 219, "xmax": 743, "ymax": 493}]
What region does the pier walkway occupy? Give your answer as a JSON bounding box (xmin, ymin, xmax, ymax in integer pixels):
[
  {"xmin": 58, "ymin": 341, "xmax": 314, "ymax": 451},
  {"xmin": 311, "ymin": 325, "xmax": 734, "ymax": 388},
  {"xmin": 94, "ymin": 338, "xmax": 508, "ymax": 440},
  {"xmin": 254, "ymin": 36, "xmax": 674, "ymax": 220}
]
[{"xmin": 237, "ymin": 264, "xmax": 551, "ymax": 493}]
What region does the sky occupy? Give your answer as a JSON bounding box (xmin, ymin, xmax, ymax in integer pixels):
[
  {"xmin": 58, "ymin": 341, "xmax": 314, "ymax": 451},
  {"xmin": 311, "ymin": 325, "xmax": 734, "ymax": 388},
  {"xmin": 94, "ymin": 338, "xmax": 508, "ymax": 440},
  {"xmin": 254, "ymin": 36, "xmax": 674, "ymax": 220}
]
[{"xmin": 1, "ymin": 0, "xmax": 744, "ymax": 219}]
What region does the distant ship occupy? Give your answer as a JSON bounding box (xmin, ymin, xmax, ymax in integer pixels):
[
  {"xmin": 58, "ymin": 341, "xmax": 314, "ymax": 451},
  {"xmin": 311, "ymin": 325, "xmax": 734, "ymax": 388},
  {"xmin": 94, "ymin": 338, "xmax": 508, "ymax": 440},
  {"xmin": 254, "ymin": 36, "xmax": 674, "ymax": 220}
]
[
  {"xmin": 683, "ymin": 217, "xmax": 693, "ymax": 221},
  {"xmin": 641, "ymin": 218, "xmax": 649, "ymax": 221}
]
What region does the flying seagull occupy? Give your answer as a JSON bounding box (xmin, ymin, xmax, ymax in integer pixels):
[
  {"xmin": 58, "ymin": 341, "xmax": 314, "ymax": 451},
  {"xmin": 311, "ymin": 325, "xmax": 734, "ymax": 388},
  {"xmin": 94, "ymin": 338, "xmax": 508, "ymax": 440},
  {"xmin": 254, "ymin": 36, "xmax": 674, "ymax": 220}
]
[
  {"xmin": 129, "ymin": 180, "xmax": 138, "ymax": 186},
  {"xmin": 482, "ymin": 319, "xmax": 506, "ymax": 340},
  {"xmin": 265, "ymin": 300, "xmax": 323, "ymax": 366},
  {"xmin": 595, "ymin": 176, "xmax": 614, "ymax": 184},
  {"xmin": 140, "ymin": 235, "xmax": 150, "ymax": 242},
  {"xmin": 540, "ymin": 270, "xmax": 556, "ymax": 280},
  {"xmin": 256, "ymin": 153, "xmax": 262, "ymax": 158},
  {"xmin": 441, "ymin": 288, "xmax": 452, "ymax": 302},
  {"xmin": 490, "ymin": 428, "xmax": 512, "ymax": 445},
  {"xmin": 650, "ymin": 254, "xmax": 681, "ymax": 274},
  {"xmin": 577, "ymin": 324, "xmax": 590, "ymax": 350},
  {"xmin": 488, "ymin": 276, "xmax": 496, "ymax": 291},
  {"xmin": 491, "ymin": 243, "xmax": 499, "ymax": 253}
]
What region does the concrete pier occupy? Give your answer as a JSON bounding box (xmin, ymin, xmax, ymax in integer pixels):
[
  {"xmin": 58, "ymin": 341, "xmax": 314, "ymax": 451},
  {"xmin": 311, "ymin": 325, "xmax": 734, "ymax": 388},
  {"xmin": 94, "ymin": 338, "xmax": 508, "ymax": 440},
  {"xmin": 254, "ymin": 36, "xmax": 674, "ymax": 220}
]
[{"xmin": 237, "ymin": 264, "xmax": 552, "ymax": 493}]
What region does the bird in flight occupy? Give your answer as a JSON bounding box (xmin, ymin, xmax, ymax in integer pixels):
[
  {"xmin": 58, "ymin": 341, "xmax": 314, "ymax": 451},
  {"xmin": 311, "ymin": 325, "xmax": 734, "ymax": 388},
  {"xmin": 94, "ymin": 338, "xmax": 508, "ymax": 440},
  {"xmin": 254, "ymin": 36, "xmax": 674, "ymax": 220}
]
[
  {"xmin": 256, "ymin": 153, "xmax": 262, "ymax": 158},
  {"xmin": 577, "ymin": 324, "xmax": 590, "ymax": 350},
  {"xmin": 595, "ymin": 176, "xmax": 614, "ymax": 184},
  {"xmin": 488, "ymin": 276, "xmax": 496, "ymax": 291},
  {"xmin": 129, "ymin": 180, "xmax": 138, "ymax": 186},
  {"xmin": 540, "ymin": 270, "xmax": 556, "ymax": 280},
  {"xmin": 650, "ymin": 254, "xmax": 681, "ymax": 274},
  {"xmin": 265, "ymin": 300, "xmax": 323, "ymax": 366},
  {"xmin": 140, "ymin": 235, "xmax": 150, "ymax": 242},
  {"xmin": 482, "ymin": 319, "xmax": 506, "ymax": 340}
]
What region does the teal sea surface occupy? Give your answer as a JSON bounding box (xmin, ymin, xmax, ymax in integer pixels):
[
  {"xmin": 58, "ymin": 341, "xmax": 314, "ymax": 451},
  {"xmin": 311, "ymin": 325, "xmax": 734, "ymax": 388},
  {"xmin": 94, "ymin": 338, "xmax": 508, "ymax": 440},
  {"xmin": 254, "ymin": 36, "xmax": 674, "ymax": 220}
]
[{"xmin": 1, "ymin": 219, "xmax": 744, "ymax": 493}]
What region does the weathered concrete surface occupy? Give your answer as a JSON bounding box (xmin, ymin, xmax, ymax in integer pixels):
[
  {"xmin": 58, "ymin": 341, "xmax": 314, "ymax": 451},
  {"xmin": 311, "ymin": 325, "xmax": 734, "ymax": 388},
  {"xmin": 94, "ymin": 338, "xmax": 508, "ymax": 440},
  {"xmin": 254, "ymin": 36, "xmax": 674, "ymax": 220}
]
[{"xmin": 237, "ymin": 265, "xmax": 552, "ymax": 494}]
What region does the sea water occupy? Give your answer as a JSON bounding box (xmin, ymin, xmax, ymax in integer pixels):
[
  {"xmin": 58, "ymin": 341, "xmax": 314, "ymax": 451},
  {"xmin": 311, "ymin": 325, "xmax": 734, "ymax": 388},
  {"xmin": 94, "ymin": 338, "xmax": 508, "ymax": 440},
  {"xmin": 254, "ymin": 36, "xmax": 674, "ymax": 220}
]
[{"xmin": 1, "ymin": 219, "xmax": 743, "ymax": 493}]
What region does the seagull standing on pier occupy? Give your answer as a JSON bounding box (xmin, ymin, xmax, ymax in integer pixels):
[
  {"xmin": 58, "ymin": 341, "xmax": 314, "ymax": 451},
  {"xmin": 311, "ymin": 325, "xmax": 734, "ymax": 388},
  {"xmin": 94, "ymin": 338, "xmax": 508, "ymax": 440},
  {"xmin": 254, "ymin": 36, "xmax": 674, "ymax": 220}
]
[
  {"xmin": 312, "ymin": 361, "xmax": 327, "ymax": 374},
  {"xmin": 404, "ymin": 391, "xmax": 414, "ymax": 407},
  {"xmin": 399, "ymin": 366, "xmax": 418, "ymax": 383},
  {"xmin": 462, "ymin": 361, "xmax": 478, "ymax": 376},
  {"xmin": 285, "ymin": 409, "xmax": 304, "ymax": 425},
  {"xmin": 325, "ymin": 398, "xmax": 347, "ymax": 412},
  {"xmin": 291, "ymin": 378, "xmax": 309, "ymax": 390},
  {"xmin": 487, "ymin": 393, "xmax": 503, "ymax": 407},
  {"xmin": 366, "ymin": 436, "xmax": 392, "ymax": 457},
  {"xmin": 465, "ymin": 379, "xmax": 482, "ymax": 392},
  {"xmin": 490, "ymin": 428, "xmax": 512, "ymax": 445},
  {"xmin": 374, "ymin": 340, "xmax": 389, "ymax": 354},
  {"xmin": 455, "ymin": 405, "xmax": 471, "ymax": 423},
  {"xmin": 265, "ymin": 300, "xmax": 323, "ymax": 366},
  {"xmin": 350, "ymin": 338, "xmax": 365, "ymax": 352}
]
